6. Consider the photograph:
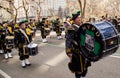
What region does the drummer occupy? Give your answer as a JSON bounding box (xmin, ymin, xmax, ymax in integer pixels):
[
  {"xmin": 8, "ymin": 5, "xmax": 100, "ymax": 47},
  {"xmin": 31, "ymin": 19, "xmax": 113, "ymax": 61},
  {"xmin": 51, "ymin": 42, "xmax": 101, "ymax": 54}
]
[
  {"xmin": 54, "ymin": 18, "xmax": 63, "ymax": 39},
  {"xmin": 38, "ymin": 18, "xmax": 48, "ymax": 43},
  {"xmin": 65, "ymin": 11, "xmax": 91, "ymax": 78},
  {"xmin": 1, "ymin": 21, "xmax": 13, "ymax": 59},
  {"xmin": 14, "ymin": 20, "xmax": 31, "ymax": 68},
  {"xmin": 5, "ymin": 21, "xmax": 14, "ymax": 58}
]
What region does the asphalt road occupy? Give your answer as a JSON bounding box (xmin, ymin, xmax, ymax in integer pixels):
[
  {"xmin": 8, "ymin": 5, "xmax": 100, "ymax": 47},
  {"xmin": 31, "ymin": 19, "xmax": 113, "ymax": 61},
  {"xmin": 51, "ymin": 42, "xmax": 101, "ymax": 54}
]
[{"xmin": 0, "ymin": 31, "xmax": 120, "ymax": 78}]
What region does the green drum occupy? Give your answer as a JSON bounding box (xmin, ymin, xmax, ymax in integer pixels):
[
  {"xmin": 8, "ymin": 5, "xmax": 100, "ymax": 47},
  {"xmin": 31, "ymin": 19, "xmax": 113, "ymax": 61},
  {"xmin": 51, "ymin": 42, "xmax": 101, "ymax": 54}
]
[{"xmin": 77, "ymin": 21, "xmax": 119, "ymax": 61}]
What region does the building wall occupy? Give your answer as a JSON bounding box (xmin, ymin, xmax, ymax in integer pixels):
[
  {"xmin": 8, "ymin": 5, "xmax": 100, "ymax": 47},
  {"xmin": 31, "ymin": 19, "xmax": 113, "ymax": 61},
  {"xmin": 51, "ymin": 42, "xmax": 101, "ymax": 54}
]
[{"xmin": 0, "ymin": 0, "xmax": 67, "ymax": 21}]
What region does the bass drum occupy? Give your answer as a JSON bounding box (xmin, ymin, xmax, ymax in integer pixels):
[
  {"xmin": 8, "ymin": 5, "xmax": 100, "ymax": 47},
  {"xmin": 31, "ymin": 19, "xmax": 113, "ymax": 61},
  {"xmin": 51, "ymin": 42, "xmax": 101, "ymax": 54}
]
[{"xmin": 77, "ymin": 21, "xmax": 119, "ymax": 62}]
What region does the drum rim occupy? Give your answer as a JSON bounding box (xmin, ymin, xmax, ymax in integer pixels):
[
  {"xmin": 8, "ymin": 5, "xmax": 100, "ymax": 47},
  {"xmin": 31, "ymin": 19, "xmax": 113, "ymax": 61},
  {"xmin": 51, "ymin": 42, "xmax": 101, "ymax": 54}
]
[
  {"xmin": 77, "ymin": 21, "xmax": 119, "ymax": 61},
  {"xmin": 78, "ymin": 22, "xmax": 103, "ymax": 61}
]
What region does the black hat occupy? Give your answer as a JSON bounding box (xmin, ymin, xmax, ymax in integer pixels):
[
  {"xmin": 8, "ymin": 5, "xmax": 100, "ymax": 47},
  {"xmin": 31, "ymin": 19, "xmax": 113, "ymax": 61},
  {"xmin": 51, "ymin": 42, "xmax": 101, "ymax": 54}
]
[
  {"xmin": 19, "ymin": 20, "xmax": 28, "ymax": 26},
  {"xmin": 72, "ymin": 11, "xmax": 81, "ymax": 20},
  {"xmin": 42, "ymin": 18, "xmax": 47, "ymax": 21}
]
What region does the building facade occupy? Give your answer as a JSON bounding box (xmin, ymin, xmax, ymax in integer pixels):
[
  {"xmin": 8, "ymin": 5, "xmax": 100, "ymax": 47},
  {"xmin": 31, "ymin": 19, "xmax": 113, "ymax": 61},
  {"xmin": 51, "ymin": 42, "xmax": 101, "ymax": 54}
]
[{"xmin": 0, "ymin": 0, "xmax": 69, "ymax": 21}]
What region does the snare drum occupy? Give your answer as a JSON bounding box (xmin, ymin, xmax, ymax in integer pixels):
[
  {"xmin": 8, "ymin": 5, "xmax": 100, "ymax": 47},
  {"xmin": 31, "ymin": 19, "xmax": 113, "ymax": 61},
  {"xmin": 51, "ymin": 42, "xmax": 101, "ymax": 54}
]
[
  {"xmin": 77, "ymin": 21, "xmax": 119, "ymax": 61},
  {"xmin": 5, "ymin": 36, "xmax": 14, "ymax": 49},
  {"xmin": 27, "ymin": 43, "xmax": 38, "ymax": 56}
]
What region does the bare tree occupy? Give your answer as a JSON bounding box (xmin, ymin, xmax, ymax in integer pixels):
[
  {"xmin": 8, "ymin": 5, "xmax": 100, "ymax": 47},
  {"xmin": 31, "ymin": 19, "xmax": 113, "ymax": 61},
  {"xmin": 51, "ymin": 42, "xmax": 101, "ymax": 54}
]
[
  {"xmin": 34, "ymin": 0, "xmax": 45, "ymax": 21},
  {"xmin": 77, "ymin": 0, "xmax": 86, "ymax": 18},
  {"xmin": 107, "ymin": 0, "xmax": 120, "ymax": 16},
  {"xmin": 0, "ymin": 0, "xmax": 13, "ymax": 18},
  {"xmin": 0, "ymin": 5, "xmax": 12, "ymax": 14},
  {"xmin": 86, "ymin": 0, "xmax": 100, "ymax": 17},
  {"xmin": 12, "ymin": 4, "xmax": 22, "ymax": 23},
  {"xmin": 22, "ymin": 0, "xmax": 29, "ymax": 20}
]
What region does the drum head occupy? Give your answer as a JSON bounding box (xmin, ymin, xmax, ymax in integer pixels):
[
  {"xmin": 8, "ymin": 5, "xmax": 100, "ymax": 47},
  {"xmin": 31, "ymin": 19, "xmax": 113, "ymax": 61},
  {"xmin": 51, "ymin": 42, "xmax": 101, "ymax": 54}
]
[
  {"xmin": 77, "ymin": 23, "xmax": 103, "ymax": 61},
  {"xmin": 28, "ymin": 43, "xmax": 38, "ymax": 48}
]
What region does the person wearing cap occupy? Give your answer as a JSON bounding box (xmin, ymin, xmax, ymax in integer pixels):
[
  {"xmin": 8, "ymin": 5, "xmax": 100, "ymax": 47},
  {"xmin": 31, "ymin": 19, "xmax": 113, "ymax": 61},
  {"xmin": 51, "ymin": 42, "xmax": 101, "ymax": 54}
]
[
  {"xmin": 54, "ymin": 18, "xmax": 63, "ymax": 39},
  {"xmin": 65, "ymin": 11, "xmax": 91, "ymax": 78},
  {"xmin": 14, "ymin": 20, "xmax": 31, "ymax": 68},
  {"xmin": 4, "ymin": 21, "xmax": 14, "ymax": 59},
  {"xmin": 38, "ymin": 18, "xmax": 48, "ymax": 43},
  {"xmin": 0, "ymin": 21, "xmax": 14, "ymax": 59}
]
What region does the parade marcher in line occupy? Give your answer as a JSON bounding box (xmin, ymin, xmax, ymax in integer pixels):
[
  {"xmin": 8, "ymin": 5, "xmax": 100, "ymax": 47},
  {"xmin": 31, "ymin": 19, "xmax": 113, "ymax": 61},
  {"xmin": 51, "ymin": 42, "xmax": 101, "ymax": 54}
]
[
  {"xmin": 1, "ymin": 21, "xmax": 13, "ymax": 59},
  {"xmin": 65, "ymin": 11, "xmax": 91, "ymax": 78},
  {"xmin": 54, "ymin": 18, "xmax": 63, "ymax": 39},
  {"xmin": 38, "ymin": 18, "xmax": 48, "ymax": 43},
  {"xmin": 14, "ymin": 20, "xmax": 31, "ymax": 68},
  {"xmin": 5, "ymin": 21, "xmax": 14, "ymax": 58}
]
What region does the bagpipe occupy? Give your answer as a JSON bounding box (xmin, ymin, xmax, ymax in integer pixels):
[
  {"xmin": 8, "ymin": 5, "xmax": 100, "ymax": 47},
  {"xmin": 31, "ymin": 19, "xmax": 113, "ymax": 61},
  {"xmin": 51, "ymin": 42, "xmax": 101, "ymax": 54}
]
[{"xmin": 77, "ymin": 21, "xmax": 119, "ymax": 62}]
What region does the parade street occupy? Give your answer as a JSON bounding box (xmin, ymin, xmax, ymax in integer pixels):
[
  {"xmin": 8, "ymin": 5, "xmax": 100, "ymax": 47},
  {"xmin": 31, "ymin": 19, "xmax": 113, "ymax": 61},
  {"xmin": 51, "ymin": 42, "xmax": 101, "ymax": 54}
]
[{"xmin": 0, "ymin": 31, "xmax": 120, "ymax": 78}]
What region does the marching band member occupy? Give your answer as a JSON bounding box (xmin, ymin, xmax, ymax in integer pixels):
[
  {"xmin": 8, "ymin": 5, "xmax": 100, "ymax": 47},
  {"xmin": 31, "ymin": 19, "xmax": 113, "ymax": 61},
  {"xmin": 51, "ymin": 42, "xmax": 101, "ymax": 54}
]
[
  {"xmin": 54, "ymin": 18, "xmax": 63, "ymax": 39},
  {"xmin": 14, "ymin": 20, "xmax": 31, "ymax": 68},
  {"xmin": 38, "ymin": 18, "xmax": 48, "ymax": 43},
  {"xmin": 5, "ymin": 22, "xmax": 14, "ymax": 58},
  {"xmin": 1, "ymin": 21, "xmax": 13, "ymax": 59},
  {"xmin": 65, "ymin": 11, "xmax": 91, "ymax": 78}
]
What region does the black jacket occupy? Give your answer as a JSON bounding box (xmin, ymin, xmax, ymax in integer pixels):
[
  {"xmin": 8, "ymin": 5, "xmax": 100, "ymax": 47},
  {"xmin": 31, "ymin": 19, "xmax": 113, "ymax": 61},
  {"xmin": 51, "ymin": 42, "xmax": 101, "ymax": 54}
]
[{"xmin": 65, "ymin": 24, "xmax": 91, "ymax": 73}]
